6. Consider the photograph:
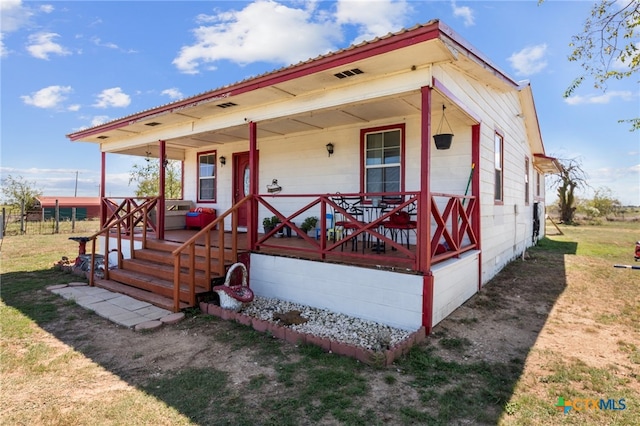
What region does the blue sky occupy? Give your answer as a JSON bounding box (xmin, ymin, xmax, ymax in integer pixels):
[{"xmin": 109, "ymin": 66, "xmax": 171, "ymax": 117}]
[{"xmin": 1, "ymin": 0, "xmax": 638, "ymax": 205}]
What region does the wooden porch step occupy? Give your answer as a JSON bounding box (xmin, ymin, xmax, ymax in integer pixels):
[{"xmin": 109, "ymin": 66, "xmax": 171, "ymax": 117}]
[
  {"xmin": 145, "ymin": 239, "xmax": 240, "ymax": 263},
  {"xmin": 121, "ymin": 258, "xmax": 218, "ymax": 287},
  {"xmin": 107, "ymin": 268, "xmax": 209, "ymax": 302},
  {"xmin": 133, "ymin": 248, "xmax": 230, "ymax": 274},
  {"xmin": 93, "ymin": 278, "xmax": 189, "ymax": 311}
]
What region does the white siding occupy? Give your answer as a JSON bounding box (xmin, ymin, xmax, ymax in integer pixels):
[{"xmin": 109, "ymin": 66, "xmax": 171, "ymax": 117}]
[
  {"xmin": 431, "ymin": 250, "xmax": 479, "ymax": 326},
  {"xmin": 249, "ymin": 254, "xmax": 424, "ymax": 330}
]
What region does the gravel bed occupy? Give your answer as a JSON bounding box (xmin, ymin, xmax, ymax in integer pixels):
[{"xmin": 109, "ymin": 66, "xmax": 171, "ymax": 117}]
[{"xmin": 241, "ymin": 296, "xmax": 414, "ymax": 351}]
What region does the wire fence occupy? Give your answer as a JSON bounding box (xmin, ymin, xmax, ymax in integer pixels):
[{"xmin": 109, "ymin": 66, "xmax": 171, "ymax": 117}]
[{"xmin": 1, "ymin": 208, "xmax": 100, "ymax": 236}]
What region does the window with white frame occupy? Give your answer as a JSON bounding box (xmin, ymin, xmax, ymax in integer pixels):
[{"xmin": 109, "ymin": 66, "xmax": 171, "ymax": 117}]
[
  {"xmin": 198, "ymin": 151, "xmax": 216, "ymax": 202},
  {"xmin": 494, "ymin": 132, "xmax": 504, "ymax": 202},
  {"xmin": 362, "ymin": 125, "xmax": 404, "ymax": 194}
]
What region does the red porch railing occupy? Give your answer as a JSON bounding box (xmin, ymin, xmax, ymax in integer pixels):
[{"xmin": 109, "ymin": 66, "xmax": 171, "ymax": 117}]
[
  {"xmin": 101, "ymin": 197, "xmax": 159, "ymax": 235},
  {"xmin": 254, "ymin": 192, "xmax": 479, "ymax": 273}
]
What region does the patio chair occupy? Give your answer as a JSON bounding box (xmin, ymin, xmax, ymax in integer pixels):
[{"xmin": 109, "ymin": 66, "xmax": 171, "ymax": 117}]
[
  {"xmin": 316, "ymin": 213, "xmax": 339, "ymax": 240},
  {"xmin": 382, "ymin": 201, "xmax": 417, "ymax": 250},
  {"xmin": 331, "ymin": 195, "xmax": 364, "ymax": 251}
]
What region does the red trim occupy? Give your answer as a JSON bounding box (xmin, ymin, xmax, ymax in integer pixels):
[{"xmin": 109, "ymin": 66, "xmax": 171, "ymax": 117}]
[
  {"xmin": 494, "ymin": 130, "xmax": 504, "ymax": 203},
  {"xmin": 158, "ymin": 140, "xmax": 166, "ymax": 240},
  {"xmin": 249, "ymin": 122, "xmax": 258, "ymax": 250},
  {"xmin": 100, "ymin": 152, "xmax": 106, "ymax": 228},
  {"xmin": 359, "ymin": 123, "xmax": 406, "ymax": 194},
  {"xmin": 471, "ymin": 124, "xmax": 482, "ymax": 291},
  {"xmin": 422, "ymin": 274, "xmax": 434, "ymax": 333},
  {"xmin": 525, "ymin": 156, "xmax": 530, "ymax": 206},
  {"xmin": 196, "ymin": 149, "xmax": 218, "ymax": 203},
  {"xmin": 418, "ymin": 86, "xmax": 431, "ymax": 273}
]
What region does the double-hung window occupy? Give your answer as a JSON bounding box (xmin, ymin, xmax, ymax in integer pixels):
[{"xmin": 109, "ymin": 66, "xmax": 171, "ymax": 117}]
[
  {"xmin": 494, "ymin": 132, "xmax": 504, "ymax": 203},
  {"xmin": 524, "ymin": 156, "xmax": 530, "ymax": 205},
  {"xmin": 362, "ymin": 124, "xmax": 404, "ymax": 195},
  {"xmin": 198, "ymin": 151, "xmax": 216, "ymax": 202}
]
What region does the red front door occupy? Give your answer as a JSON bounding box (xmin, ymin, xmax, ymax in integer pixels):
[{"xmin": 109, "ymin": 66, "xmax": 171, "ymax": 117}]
[{"xmin": 233, "ymin": 152, "xmax": 250, "ymax": 227}]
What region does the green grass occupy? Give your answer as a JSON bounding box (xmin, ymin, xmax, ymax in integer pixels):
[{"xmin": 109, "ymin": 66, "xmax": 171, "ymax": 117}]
[{"xmin": 1, "ymin": 221, "xmax": 639, "ymax": 425}]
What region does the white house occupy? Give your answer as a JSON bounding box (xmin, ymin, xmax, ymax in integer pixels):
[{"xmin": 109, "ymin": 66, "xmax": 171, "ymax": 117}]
[{"xmin": 68, "ymin": 20, "xmax": 559, "ymax": 334}]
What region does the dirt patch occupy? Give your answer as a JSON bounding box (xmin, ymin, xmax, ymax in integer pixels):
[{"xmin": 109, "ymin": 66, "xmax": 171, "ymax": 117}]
[{"xmin": 14, "ymin": 241, "xmax": 638, "ymax": 424}]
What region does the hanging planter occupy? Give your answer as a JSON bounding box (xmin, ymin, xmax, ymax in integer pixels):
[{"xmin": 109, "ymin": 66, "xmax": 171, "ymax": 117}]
[
  {"xmin": 433, "ymin": 104, "xmax": 454, "ymax": 150},
  {"xmin": 433, "ymin": 133, "xmax": 453, "ymax": 150}
]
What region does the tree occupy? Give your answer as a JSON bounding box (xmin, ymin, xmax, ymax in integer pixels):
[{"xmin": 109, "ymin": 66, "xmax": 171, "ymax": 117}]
[
  {"xmin": 0, "ymin": 175, "xmax": 42, "ymax": 211},
  {"xmin": 128, "ymin": 158, "xmax": 182, "ymax": 199},
  {"xmin": 587, "ymin": 186, "xmax": 621, "ymax": 217},
  {"xmin": 549, "ymin": 158, "xmax": 589, "ymax": 223},
  {"xmin": 562, "ymin": 0, "xmax": 640, "ymax": 131}
]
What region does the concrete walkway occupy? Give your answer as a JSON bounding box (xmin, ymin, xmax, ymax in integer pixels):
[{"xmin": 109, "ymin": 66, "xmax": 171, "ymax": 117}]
[{"xmin": 48, "ymin": 282, "xmax": 183, "ymax": 330}]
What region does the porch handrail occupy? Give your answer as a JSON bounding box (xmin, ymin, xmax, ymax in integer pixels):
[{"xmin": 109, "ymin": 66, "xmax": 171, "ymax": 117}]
[
  {"xmin": 87, "ymin": 197, "xmax": 159, "ymax": 287},
  {"xmin": 170, "ymin": 195, "xmax": 251, "ymax": 312},
  {"xmin": 101, "ymin": 197, "xmax": 158, "ymax": 234}
]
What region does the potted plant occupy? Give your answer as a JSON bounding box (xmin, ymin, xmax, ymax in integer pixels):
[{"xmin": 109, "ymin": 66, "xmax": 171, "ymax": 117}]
[
  {"xmin": 263, "ymin": 215, "xmax": 280, "ymax": 234},
  {"xmin": 299, "ymin": 216, "xmax": 319, "ymax": 237}
]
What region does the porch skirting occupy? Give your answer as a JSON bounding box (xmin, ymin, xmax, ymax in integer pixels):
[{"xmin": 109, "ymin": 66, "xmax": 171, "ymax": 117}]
[
  {"xmin": 249, "ymin": 254, "xmax": 424, "ymax": 331},
  {"xmin": 431, "ymin": 250, "xmax": 480, "ymax": 326}
]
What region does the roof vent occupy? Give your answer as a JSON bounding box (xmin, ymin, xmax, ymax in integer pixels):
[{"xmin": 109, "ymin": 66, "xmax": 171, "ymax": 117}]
[
  {"xmin": 97, "ymin": 136, "xmax": 109, "ymax": 139},
  {"xmin": 145, "ymin": 122, "xmax": 162, "ymax": 127},
  {"xmin": 217, "ymin": 102, "xmax": 237, "ymax": 109},
  {"xmin": 334, "ymin": 68, "xmax": 364, "ymax": 79}
]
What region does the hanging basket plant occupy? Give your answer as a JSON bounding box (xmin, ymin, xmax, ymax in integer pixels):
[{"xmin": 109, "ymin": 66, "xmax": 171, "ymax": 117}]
[{"xmin": 433, "ymin": 104, "xmax": 454, "ymax": 150}]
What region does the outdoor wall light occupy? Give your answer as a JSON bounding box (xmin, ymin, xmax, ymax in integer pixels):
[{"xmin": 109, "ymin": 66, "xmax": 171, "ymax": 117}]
[
  {"xmin": 326, "ymin": 143, "xmax": 334, "ymax": 157},
  {"xmin": 219, "ymin": 156, "xmax": 226, "ymax": 166}
]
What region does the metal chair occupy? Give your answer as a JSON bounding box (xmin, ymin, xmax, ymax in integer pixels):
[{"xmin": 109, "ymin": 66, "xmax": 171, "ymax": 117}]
[{"xmin": 332, "ymin": 195, "xmax": 364, "ymax": 251}]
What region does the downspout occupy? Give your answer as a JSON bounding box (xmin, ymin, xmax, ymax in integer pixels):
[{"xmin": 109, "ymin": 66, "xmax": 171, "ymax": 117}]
[
  {"xmin": 248, "ymin": 121, "xmax": 258, "ymax": 250},
  {"xmin": 100, "ymin": 151, "xmax": 106, "ymax": 228},
  {"xmin": 471, "ymin": 124, "xmax": 482, "ymax": 291},
  {"xmin": 158, "ymin": 140, "xmax": 166, "ymax": 240},
  {"xmin": 419, "ymin": 85, "xmax": 434, "ymax": 333}
]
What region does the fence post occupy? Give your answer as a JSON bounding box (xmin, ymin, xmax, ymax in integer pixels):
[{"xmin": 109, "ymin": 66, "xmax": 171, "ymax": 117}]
[
  {"xmin": 72, "ymin": 207, "xmax": 76, "ymax": 233},
  {"xmin": 55, "ymin": 200, "xmax": 60, "ymax": 234},
  {"xmin": 20, "ymin": 200, "xmax": 25, "ymax": 234},
  {"xmin": 1, "ymin": 207, "xmax": 5, "ymax": 238}
]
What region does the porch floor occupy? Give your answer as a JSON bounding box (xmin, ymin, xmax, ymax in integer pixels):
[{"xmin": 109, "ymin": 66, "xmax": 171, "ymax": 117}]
[{"xmin": 158, "ymin": 229, "xmax": 421, "ymax": 274}]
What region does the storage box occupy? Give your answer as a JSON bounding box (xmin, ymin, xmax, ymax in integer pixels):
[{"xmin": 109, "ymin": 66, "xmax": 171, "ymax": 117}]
[{"xmin": 185, "ymin": 208, "xmax": 216, "ymax": 230}]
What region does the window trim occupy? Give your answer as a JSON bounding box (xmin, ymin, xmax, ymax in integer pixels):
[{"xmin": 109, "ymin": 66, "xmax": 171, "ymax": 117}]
[
  {"xmin": 359, "ymin": 123, "xmax": 406, "ymax": 196},
  {"xmin": 524, "ymin": 156, "xmax": 530, "ymax": 206},
  {"xmin": 494, "ymin": 130, "xmax": 504, "ymax": 204},
  {"xmin": 197, "ymin": 150, "xmax": 217, "ymax": 203}
]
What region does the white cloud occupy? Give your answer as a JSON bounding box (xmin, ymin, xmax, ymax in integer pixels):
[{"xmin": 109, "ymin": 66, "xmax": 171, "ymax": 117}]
[
  {"xmin": 39, "ymin": 4, "xmax": 54, "ymax": 14},
  {"xmin": 90, "ymin": 36, "xmax": 118, "ymax": 50},
  {"xmin": 564, "ymin": 90, "xmax": 634, "ymax": 105},
  {"xmin": 173, "ymin": 0, "xmax": 340, "ymax": 74},
  {"xmin": 451, "ymin": 1, "xmax": 474, "ymax": 27},
  {"xmin": 68, "ymin": 104, "xmax": 81, "ymax": 112},
  {"xmin": 161, "ymin": 88, "xmax": 184, "ymax": 100},
  {"xmin": 0, "ymin": 33, "xmax": 6, "ymax": 58},
  {"xmin": 93, "ymin": 88, "xmax": 131, "ymax": 108},
  {"xmin": 1, "ymin": 0, "xmax": 33, "ymax": 33},
  {"xmin": 508, "ymin": 44, "xmax": 548, "ymax": 76},
  {"xmin": 90, "ymin": 115, "xmax": 110, "ymax": 126},
  {"xmin": 335, "ymin": 0, "xmax": 409, "ymax": 42},
  {"xmin": 26, "ymin": 32, "xmax": 71, "ymax": 60},
  {"xmin": 21, "ymin": 85, "xmax": 72, "ymax": 109}
]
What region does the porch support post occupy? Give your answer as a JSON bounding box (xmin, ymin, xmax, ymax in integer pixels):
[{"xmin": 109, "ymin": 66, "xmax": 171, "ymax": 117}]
[
  {"xmin": 471, "ymin": 124, "xmax": 482, "ymax": 290},
  {"xmin": 419, "ymin": 85, "xmax": 433, "ymax": 331},
  {"xmin": 418, "ymin": 85, "xmax": 432, "ymax": 271},
  {"xmin": 158, "ymin": 139, "xmax": 166, "ymax": 240},
  {"xmin": 100, "ymin": 151, "xmax": 106, "ymax": 228},
  {"xmin": 422, "ymin": 274, "xmax": 434, "ymax": 334},
  {"xmin": 248, "ymin": 121, "xmax": 258, "ymax": 250}
]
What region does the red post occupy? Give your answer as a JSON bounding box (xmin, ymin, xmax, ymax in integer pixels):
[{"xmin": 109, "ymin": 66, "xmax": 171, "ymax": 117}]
[
  {"xmin": 158, "ymin": 140, "xmax": 166, "ymax": 240},
  {"xmin": 418, "ymin": 85, "xmax": 432, "ymax": 273},
  {"xmin": 422, "ymin": 274, "xmax": 434, "ymax": 334},
  {"xmin": 100, "ymin": 151, "xmax": 106, "ymax": 228},
  {"xmin": 248, "ymin": 122, "xmax": 258, "ymax": 250},
  {"xmin": 471, "ymin": 124, "xmax": 482, "ymax": 290}
]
